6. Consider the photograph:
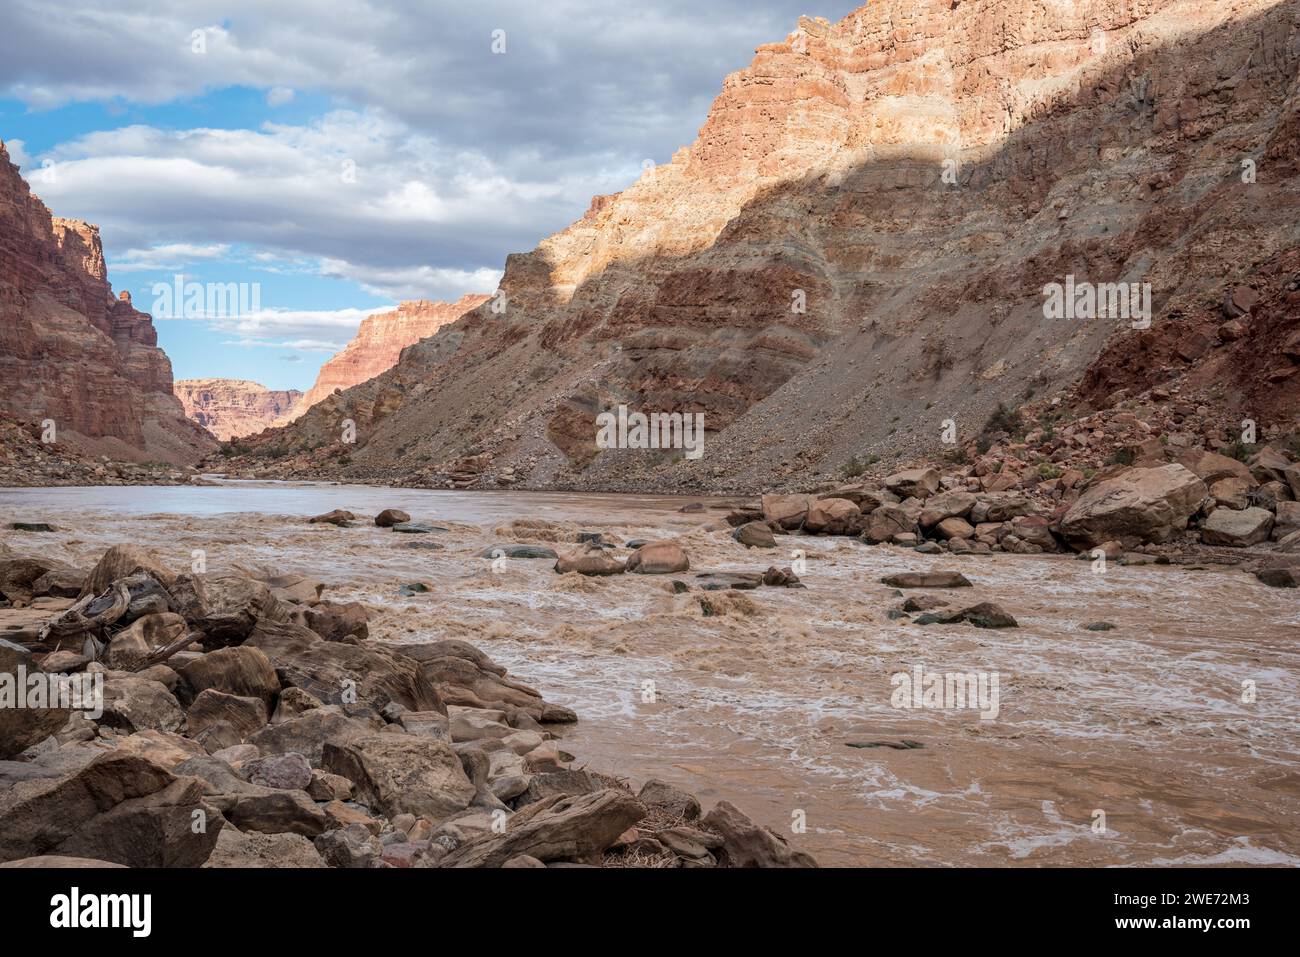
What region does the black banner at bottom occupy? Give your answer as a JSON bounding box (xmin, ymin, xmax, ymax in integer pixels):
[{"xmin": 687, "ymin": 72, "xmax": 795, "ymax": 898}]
[{"xmin": 0, "ymin": 866, "xmax": 1287, "ymax": 943}]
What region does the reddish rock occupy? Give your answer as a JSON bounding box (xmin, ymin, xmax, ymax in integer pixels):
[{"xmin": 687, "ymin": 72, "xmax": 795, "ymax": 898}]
[
  {"xmin": 174, "ymin": 379, "xmax": 302, "ymax": 441},
  {"xmin": 0, "ymin": 143, "xmax": 214, "ymax": 465},
  {"xmin": 294, "ymin": 297, "xmax": 489, "ymax": 416}
]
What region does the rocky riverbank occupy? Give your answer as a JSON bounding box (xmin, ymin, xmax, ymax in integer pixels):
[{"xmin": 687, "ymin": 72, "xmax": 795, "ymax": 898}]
[{"xmin": 0, "ymin": 534, "xmax": 816, "ymax": 869}]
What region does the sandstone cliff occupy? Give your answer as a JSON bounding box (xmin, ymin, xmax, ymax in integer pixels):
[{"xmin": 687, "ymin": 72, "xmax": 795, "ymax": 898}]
[
  {"xmin": 230, "ymin": 0, "xmax": 1300, "ymax": 492},
  {"xmin": 0, "ymin": 142, "xmax": 215, "ymax": 466},
  {"xmin": 175, "ymin": 379, "xmax": 303, "ymax": 441},
  {"xmin": 294, "ymin": 296, "xmax": 490, "ymax": 416}
]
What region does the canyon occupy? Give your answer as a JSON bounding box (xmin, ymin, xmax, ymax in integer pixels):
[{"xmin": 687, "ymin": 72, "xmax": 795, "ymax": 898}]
[
  {"xmin": 226, "ymin": 0, "xmax": 1300, "ymax": 495},
  {"xmin": 174, "ymin": 380, "xmax": 303, "ymax": 442},
  {"xmin": 0, "ymin": 142, "xmax": 213, "ymax": 467}
]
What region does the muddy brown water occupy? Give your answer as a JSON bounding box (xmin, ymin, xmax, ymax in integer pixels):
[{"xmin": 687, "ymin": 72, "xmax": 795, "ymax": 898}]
[{"xmin": 3, "ymin": 480, "xmax": 1298, "ymax": 867}]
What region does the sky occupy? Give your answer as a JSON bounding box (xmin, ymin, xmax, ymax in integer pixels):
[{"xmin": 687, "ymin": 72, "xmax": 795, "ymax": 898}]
[{"xmin": 0, "ymin": 0, "xmax": 859, "ymax": 391}]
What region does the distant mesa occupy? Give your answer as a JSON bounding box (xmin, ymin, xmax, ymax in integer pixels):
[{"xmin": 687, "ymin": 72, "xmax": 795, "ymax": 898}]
[
  {"xmin": 293, "ymin": 295, "xmax": 491, "ymax": 417},
  {"xmin": 174, "ymin": 379, "xmax": 304, "ymax": 441}
]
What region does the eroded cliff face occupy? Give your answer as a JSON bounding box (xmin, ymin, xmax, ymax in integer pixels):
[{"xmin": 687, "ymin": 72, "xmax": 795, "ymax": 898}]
[
  {"xmin": 234, "ymin": 0, "xmax": 1300, "ymax": 491},
  {"xmin": 174, "ymin": 379, "xmax": 303, "ymax": 441},
  {"xmin": 0, "ymin": 142, "xmax": 215, "ymax": 465},
  {"xmin": 294, "ymin": 296, "xmax": 491, "ymax": 415}
]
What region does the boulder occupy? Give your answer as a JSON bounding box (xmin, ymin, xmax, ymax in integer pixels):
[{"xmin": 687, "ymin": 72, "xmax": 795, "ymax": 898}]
[
  {"xmin": 1273, "ymin": 501, "xmax": 1300, "ymax": 538},
  {"xmin": 625, "ymin": 542, "xmax": 690, "ymax": 574},
  {"xmin": 1256, "ymin": 566, "xmax": 1299, "ymax": 588},
  {"xmin": 376, "ymin": 640, "xmax": 544, "ymax": 718},
  {"xmin": 103, "ymin": 612, "xmax": 187, "ymax": 670},
  {"xmin": 637, "ymin": 779, "xmax": 701, "ymax": 821},
  {"xmin": 99, "ymin": 676, "xmax": 185, "ymax": 734},
  {"xmin": 246, "ymin": 619, "xmax": 443, "ymax": 716},
  {"xmin": 202, "ymin": 826, "xmax": 326, "ymax": 868},
  {"xmin": 885, "ymin": 468, "xmax": 940, "ymax": 500},
  {"xmin": 1201, "ymin": 507, "xmax": 1273, "ymax": 547},
  {"xmin": 195, "ymin": 576, "xmax": 288, "ymax": 646},
  {"xmin": 439, "ymin": 789, "xmax": 645, "ymax": 867},
  {"xmin": 1208, "ymin": 477, "xmax": 1253, "ymax": 510},
  {"xmin": 1059, "ymin": 465, "xmax": 1207, "ymax": 549},
  {"xmin": 288, "ymin": 601, "xmax": 369, "ymax": 642},
  {"xmin": 731, "ymin": 522, "xmax": 776, "ymax": 549},
  {"xmin": 934, "ymin": 517, "xmax": 975, "ymax": 540},
  {"xmin": 0, "ymin": 752, "xmax": 222, "ymax": 866},
  {"xmin": 308, "ymin": 510, "xmax": 355, "ymax": 526},
  {"xmin": 249, "ymin": 708, "xmax": 373, "ymax": 767},
  {"xmin": 0, "ymin": 640, "xmax": 70, "ymax": 759},
  {"xmin": 323, "ymin": 733, "xmax": 475, "ymax": 821},
  {"xmin": 177, "ymin": 646, "xmax": 281, "ymax": 710},
  {"xmin": 78, "ymin": 545, "xmax": 176, "ymax": 599},
  {"xmin": 761, "ymin": 494, "xmax": 811, "ymax": 530},
  {"xmin": 701, "ymin": 800, "xmax": 816, "ymax": 867},
  {"xmin": 240, "ymin": 752, "xmax": 313, "ymax": 791},
  {"xmin": 880, "ymin": 571, "xmax": 972, "ymax": 589},
  {"xmin": 114, "ymin": 729, "xmax": 205, "ymax": 769},
  {"xmin": 313, "ymin": 822, "xmax": 382, "ymax": 868},
  {"xmin": 1176, "ymin": 450, "xmax": 1256, "ymax": 487},
  {"xmin": 175, "ymin": 755, "xmax": 326, "ymax": 837},
  {"xmin": 803, "ymin": 498, "xmax": 862, "ymax": 535},
  {"xmin": 375, "ymin": 509, "xmax": 411, "ymax": 527},
  {"xmin": 919, "ymin": 491, "xmax": 977, "ymax": 528},
  {"xmin": 1, "ymin": 556, "xmax": 79, "ymax": 602},
  {"xmin": 862, "ymin": 505, "xmax": 916, "ymax": 544},
  {"xmin": 479, "ymin": 544, "xmax": 558, "ymax": 559},
  {"xmin": 553, "ymin": 548, "xmax": 625, "ymax": 576}
]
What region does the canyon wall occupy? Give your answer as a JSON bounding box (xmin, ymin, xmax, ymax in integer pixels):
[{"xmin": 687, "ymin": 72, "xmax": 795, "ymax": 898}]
[
  {"xmin": 234, "ymin": 0, "xmax": 1300, "ymax": 491},
  {"xmin": 174, "ymin": 379, "xmax": 303, "ymax": 441},
  {"xmin": 294, "ymin": 296, "xmax": 490, "ymax": 415},
  {"xmin": 0, "ymin": 141, "xmax": 215, "ymax": 465}
]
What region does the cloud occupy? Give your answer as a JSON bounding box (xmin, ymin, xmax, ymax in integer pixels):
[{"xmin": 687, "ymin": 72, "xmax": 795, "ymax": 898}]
[
  {"xmin": 0, "ymin": 1, "xmax": 855, "ymax": 158},
  {"xmin": 266, "ymin": 86, "xmax": 295, "ymax": 107},
  {"xmin": 30, "ymin": 111, "xmax": 612, "ymax": 301},
  {"xmin": 112, "ymin": 242, "xmax": 231, "ymax": 271}
]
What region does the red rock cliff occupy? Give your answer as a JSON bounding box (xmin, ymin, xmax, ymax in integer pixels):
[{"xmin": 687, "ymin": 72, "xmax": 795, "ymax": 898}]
[
  {"xmin": 0, "ymin": 141, "xmax": 216, "ymax": 465},
  {"xmin": 294, "ymin": 295, "xmax": 490, "ymax": 415}
]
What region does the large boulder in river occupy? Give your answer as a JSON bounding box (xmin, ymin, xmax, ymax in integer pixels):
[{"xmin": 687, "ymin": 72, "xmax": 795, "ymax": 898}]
[
  {"xmin": 553, "ymin": 548, "xmax": 625, "ymax": 576},
  {"xmin": 803, "ymin": 498, "xmax": 862, "ymax": 535},
  {"xmin": 625, "ymin": 542, "xmax": 690, "ymax": 574},
  {"xmin": 1059, "ymin": 465, "xmax": 1207, "ymax": 549},
  {"xmin": 375, "ymin": 509, "xmax": 411, "ymax": 527},
  {"xmin": 732, "ymin": 522, "xmax": 776, "ymax": 548},
  {"xmin": 0, "ymin": 752, "xmax": 222, "ymax": 867},
  {"xmin": 245, "ymin": 619, "xmax": 444, "ymax": 716},
  {"xmin": 1200, "ymin": 506, "xmax": 1274, "ymax": 547},
  {"xmin": 761, "ymin": 494, "xmax": 810, "ymax": 530}
]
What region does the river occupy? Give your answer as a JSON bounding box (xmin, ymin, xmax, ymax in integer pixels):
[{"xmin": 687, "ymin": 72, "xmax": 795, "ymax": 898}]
[{"xmin": 3, "ymin": 479, "xmax": 1298, "ymax": 867}]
